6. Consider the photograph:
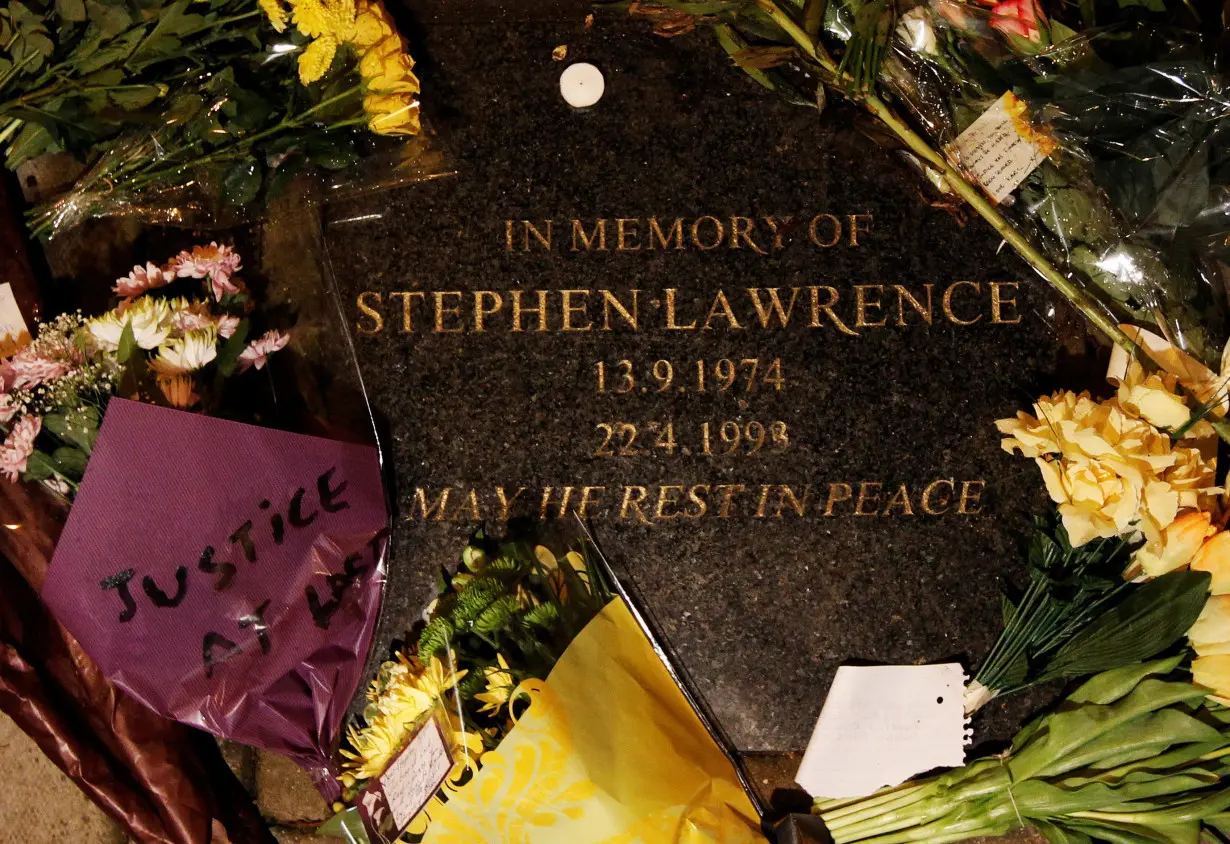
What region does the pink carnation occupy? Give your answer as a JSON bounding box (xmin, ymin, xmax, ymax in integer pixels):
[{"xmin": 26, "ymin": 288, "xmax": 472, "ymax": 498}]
[
  {"xmin": 236, "ymin": 330, "xmax": 290, "ymax": 373},
  {"xmin": 170, "ymin": 243, "xmax": 243, "ymax": 301},
  {"xmin": 114, "ymin": 262, "xmax": 175, "ymax": 299},
  {"xmin": 0, "ymin": 394, "xmax": 18, "ymax": 425},
  {"xmin": 0, "ymin": 415, "xmax": 41, "ymax": 482},
  {"xmin": 5, "ymin": 353, "xmax": 70, "ymax": 390}
]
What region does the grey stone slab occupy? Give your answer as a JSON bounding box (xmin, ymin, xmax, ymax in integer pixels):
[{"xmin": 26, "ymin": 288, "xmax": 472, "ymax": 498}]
[{"xmin": 325, "ymin": 5, "xmax": 1076, "ymax": 779}]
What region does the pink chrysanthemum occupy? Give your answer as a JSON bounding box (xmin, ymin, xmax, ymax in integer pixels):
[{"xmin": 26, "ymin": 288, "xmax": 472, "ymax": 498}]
[
  {"xmin": 114, "ymin": 262, "xmax": 175, "ymax": 299},
  {"xmin": 0, "ymin": 415, "xmax": 41, "ymax": 482},
  {"xmin": 236, "ymin": 330, "xmax": 290, "ymax": 373},
  {"xmin": 170, "ymin": 243, "xmax": 244, "ymax": 301},
  {"xmin": 216, "ymin": 314, "xmax": 241, "ymax": 339},
  {"xmin": 5, "ymin": 353, "xmax": 70, "ymax": 390}
]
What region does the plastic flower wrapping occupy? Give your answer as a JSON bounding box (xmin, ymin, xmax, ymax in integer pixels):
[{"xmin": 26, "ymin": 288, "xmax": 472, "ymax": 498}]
[
  {"xmin": 0, "ymin": 220, "xmax": 392, "ymax": 799},
  {"xmin": 0, "ymin": 0, "xmax": 446, "ymax": 240},
  {"xmin": 321, "ymin": 525, "xmax": 763, "ymax": 844}
]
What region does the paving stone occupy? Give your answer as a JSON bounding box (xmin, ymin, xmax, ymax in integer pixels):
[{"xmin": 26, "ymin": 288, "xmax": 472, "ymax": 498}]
[
  {"xmin": 256, "ymin": 751, "xmax": 330, "ymax": 824},
  {"xmin": 0, "ymin": 713, "xmax": 124, "ymax": 844}
]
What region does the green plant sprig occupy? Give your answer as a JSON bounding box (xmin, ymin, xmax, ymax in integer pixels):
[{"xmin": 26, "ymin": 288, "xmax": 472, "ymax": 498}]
[{"xmin": 815, "ymin": 657, "xmax": 1230, "ymax": 843}]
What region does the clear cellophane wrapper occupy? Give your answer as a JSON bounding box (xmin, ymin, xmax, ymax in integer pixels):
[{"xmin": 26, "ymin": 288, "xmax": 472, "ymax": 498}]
[
  {"xmin": 324, "ymin": 523, "xmax": 765, "ymax": 843},
  {"xmin": 0, "ymin": 200, "xmax": 397, "ymax": 801},
  {"xmin": 870, "ymin": 4, "xmax": 1230, "ymax": 365},
  {"xmin": 23, "ymin": 24, "xmax": 450, "ymax": 243}
]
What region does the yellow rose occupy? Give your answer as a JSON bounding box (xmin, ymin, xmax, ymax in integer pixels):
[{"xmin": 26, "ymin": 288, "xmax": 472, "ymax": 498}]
[
  {"xmin": 1116, "ymin": 360, "xmax": 1191, "ymax": 431},
  {"xmin": 998, "ymin": 385, "xmax": 1219, "ymax": 547},
  {"xmin": 1193, "ymin": 531, "xmax": 1230, "ymax": 594},
  {"xmin": 1135, "ymin": 510, "xmax": 1216, "ymax": 578},
  {"xmin": 1189, "ymin": 594, "xmax": 1230, "ymax": 656}
]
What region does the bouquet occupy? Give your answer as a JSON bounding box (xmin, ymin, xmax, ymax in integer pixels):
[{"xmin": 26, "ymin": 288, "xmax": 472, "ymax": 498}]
[
  {"xmin": 611, "ymin": 0, "xmax": 1230, "ymax": 383},
  {"xmin": 1, "ymin": 235, "xmax": 392, "ymax": 799},
  {"xmin": 328, "ymin": 527, "xmax": 764, "ymax": 844},
  {"xmin": 1, "ymin": 0, "xmax": 433, "ymax": 238},
  {"xmin": 0, "ymin": 242, "xmax": 287, "ymax": 496},
  {"xmin": 815, "ymin": 657, "xmax": 1230, "ymax": 842},
  {"xmin": 965, "ymin": 355, "xmax": 1224, "ymax": 710}
]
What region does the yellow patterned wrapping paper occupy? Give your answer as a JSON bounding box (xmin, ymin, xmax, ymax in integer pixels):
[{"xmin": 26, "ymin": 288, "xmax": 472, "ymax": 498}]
[{"xmin": 421, "ymin": 597, "xmax": 763, "ymax": 843}]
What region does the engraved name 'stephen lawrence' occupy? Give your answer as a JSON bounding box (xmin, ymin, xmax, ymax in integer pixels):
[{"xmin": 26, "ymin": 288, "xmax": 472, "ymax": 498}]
[{"xmin": 353, "ymin": 213, "xmax": 1028, "ymax": 525}]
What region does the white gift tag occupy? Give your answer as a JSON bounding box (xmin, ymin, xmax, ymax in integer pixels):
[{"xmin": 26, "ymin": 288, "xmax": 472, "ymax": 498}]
[
  {"xmin": 0, "ymin": 282, "xmax": 31, "ymax": 357},
  {"xmin": 795, "ymin": 664, "xmax": 968, "ymax": 800},
  {"xmin": 946, "ymin": 91, "xmax": 1054, "ymax": 203},
  {"xmin": 356, "ymin": 717, "xmax": 454, "ymax": 843}
]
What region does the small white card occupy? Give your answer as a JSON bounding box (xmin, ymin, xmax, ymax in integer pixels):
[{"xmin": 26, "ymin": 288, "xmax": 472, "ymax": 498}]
[
  {"xmin": 946, "ymin": 92, "xmax": 1054, "ymax": 203},
  {"xmin": 0, "ymin": 282, "xmax": 31, "ymax": 357},
  {"xmin": 795, "ymin": 664, "xmax": 968, "ymax": 800},
  {"xmin": 357, "ymin": 717, "xmax": 454, "ymax": 843}
]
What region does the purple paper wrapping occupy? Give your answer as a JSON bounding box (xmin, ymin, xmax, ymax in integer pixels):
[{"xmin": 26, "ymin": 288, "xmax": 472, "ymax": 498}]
[{"xmin": 41, "ymin": 398, "xmax": 389, "ymax": 797}]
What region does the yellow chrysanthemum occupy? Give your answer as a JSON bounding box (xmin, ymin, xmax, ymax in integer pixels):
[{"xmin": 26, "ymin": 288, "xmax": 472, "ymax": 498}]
[
  {"xmin": 997, "ymin": 362, "xmax": 1220, "ymax": 548},
  {"xmin": 259, "ymin": 0, "xmax": 288, "ymax": 32},
  {"xmin": 474, "ymin": 654, "xmax": 516, "ymax": 715}
]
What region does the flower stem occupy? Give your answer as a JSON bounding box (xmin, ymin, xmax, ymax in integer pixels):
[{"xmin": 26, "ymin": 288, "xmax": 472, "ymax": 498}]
[{"xmin": 751, "ymin": 0, "xmax": 1140, "ymax": 359}]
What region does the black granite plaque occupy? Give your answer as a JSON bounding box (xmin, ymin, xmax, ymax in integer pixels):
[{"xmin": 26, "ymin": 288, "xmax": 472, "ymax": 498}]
[{"xmin": 324, "ymin": 0, "xmax": 1074, "ymax": 789}]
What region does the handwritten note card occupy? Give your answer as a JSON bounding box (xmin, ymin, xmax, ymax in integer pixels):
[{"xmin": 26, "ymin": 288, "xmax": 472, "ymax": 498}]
[
  {"xmin": 795, "ymin": 664, "xmax": 968, "ymax": 799},
  {"xmin": 947, "ymin": 92, "xmax": 1054, "ymax": 203},
  {"xmin": 357, "ymin": 718, "xmax": 454, "ymax": 843}
]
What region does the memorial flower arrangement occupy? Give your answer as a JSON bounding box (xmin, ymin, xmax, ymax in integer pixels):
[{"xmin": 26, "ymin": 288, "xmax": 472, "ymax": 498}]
[
  {"xmin": 333, "ymin": 532, "xmax": 613, "ymax": 835},
  {"xmin": 964, "ymin": 357, "xmax": 1223, "ymax": 712},
  {"xmin": 0, "ymin": 242, "xmax": 288, "ymax": 497},
  {"xmin": 612, "ymin": 0, "xmax": 1229, "ymax": 388},
  {"xmin": 2, "ymin": 0, "xmax": 424, "ymax": 238},
  {"xmin": 813, "ymin": 657, "xmax": 1230, "ymax": 842},
  {"xmin": 328, "ymin": 529, "xmax": 762, "ymax": 843}
]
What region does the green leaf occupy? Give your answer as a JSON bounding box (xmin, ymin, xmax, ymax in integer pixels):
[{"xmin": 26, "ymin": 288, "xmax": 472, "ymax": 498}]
[
  {"xmin": 41, "ymin": 413, "xmax": 70, "ymax": 442},
  {"xmin": 306, "ymin": 134, "xmax": 359, "ymax": 171},
  {"xmin": 315, "ymin": 807, "xmax": 367, "ymax": 840},
  {"xmin": 1033, "ymin": 820, "xmax": 1092, "ymax": 844},
  {"xmin": 1069, "ymin": 656, "xmax": 1188, "ymax": 706},
  {"xmin": 214, "ymin": 318, "xmax": 248, "ymax": 376},
  {"xmin": 4, "ymin": 122, "xmax": 56, "ymax": 170},
  {"xmin": 55, "ymin": 0, "xmax": 86, "ymax": 22},
  {"xmin": 116, "ymin": 319, "xmax": 136, "ymax": 364},
  {"xmin": 1038, "ymin": 572, "xmax": 1210, "ymax": 683},
  {"xmin": 64, "ymin": 406, "xmax": 100, "ymax": 454},
  {"xmin": 221, "ymin": 158, "xmax": 261, "ymax": 206},
  {"xmin": 1009, "ymin": 677, "xmax": 1209, "ymax": 781},
  {"xmin": 22, "ymin": 450, "xmax": 55, "ymax": 482},
  {"xmin": 51, "ymin": 446, "xmax": 88, "ymax": 477},
  {"xmin": 108, "ymin": 85, "xmax": 165, "ymax": 110}
]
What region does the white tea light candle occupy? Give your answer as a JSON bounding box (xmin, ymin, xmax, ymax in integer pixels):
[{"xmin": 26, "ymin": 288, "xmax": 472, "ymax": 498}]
[{"xmin": 560, "ymin": 63, "xmax": 604, "ymax": 108}]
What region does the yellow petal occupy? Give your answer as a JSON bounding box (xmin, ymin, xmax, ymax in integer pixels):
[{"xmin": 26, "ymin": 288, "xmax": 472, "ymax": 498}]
[
  {"xmin": 297, "ymin": 36, "xmax": 337, "ymax": 85},
  {"xmin": 1193, "ymin": 532, "xmax": 1230, "ymax": 595},
  {"xmin": 259, "ymin": 0, "xmax": 288, "ymax": 32},
  {"xmin": 1192, "ymin": 654, "xmax": 1230, "ymax": 698},
  {"xmin": 1190, "ymin": 596, "xmax": 1230, "ymax": 652},
  {"xmin": 1136, "ymin": 511, "xmax": 1215, "ymax": 578}
]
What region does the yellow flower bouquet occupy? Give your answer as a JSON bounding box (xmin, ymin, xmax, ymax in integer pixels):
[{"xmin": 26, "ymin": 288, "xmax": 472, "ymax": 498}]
[
  {"xmin": 25, "ymin": 0, "xmax": 442, "ymax": 240},
  {"xmin": 966, "ymin": 356, "xmax": 1230, "ymax": 713},
  {"xmin": 323, "ymin": 527, "xmax": 762, "ymax": 844}
]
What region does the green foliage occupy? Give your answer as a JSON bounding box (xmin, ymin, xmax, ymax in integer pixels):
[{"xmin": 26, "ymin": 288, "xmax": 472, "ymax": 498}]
[
  {"xmin": 417, "ymin": 616, "xmax": 454, "ymax": 664},
  {"xmin": 819, "ymin": 660, "xmax": 1230, "ymax": 842},
  {"xmin": 474, "ymin": 595, "xmax": 521, "ymax": 635},
  {"xmin": 1038, "ymin": 570, "xmax": 1211, "ymax": 683}
]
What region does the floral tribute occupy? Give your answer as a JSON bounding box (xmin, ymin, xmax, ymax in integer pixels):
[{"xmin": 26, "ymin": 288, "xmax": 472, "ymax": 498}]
[
  {"xmin": 0, "ymin": 243, "xmax": 288, "ymax": 497},
  {"xmin": 331, "ymin": 531, "xmax": 611, "ymax": 837}
]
